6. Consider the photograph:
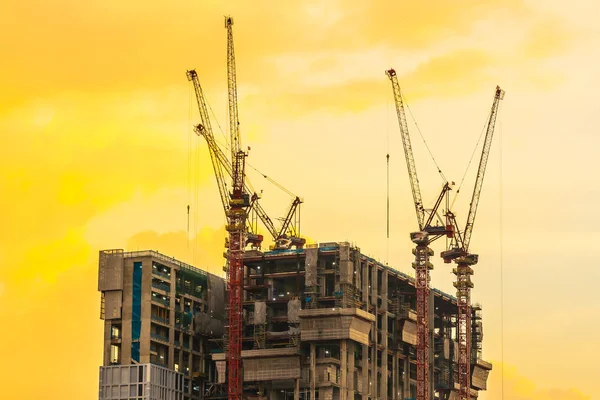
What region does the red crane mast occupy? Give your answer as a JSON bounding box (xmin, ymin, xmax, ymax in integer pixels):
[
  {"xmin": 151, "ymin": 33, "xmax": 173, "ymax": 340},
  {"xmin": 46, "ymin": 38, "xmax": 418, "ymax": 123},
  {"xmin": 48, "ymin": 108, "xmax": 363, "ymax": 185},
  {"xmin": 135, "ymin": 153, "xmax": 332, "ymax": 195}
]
[
  {"xmin": 442, "ymin": 85, "xmax": 504, "ymax": 400},
  {"xmin": 386, "ymin": 69, "xmax": 454, "ymax": 400}
]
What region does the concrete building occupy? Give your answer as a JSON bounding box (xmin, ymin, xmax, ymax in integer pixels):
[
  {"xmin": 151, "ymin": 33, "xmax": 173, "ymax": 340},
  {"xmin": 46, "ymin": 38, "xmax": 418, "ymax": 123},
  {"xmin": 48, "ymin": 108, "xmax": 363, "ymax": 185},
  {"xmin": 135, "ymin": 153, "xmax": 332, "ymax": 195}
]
[
  {"xmin": 98, "ymin": 249, "xmax": 224, "ymax": 399},
  {"xmin": 98, "ymin": 243, "xmax": 491, "ymax": 400}
]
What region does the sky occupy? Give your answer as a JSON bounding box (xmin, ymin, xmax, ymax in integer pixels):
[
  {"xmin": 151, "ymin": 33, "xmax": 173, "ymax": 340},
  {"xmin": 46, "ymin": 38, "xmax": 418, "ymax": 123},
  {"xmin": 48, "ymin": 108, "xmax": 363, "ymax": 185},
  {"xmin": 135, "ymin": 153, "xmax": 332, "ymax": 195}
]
[{"xmin": 0, "ymin": 0, "xmax": 597, "ymax": 399}]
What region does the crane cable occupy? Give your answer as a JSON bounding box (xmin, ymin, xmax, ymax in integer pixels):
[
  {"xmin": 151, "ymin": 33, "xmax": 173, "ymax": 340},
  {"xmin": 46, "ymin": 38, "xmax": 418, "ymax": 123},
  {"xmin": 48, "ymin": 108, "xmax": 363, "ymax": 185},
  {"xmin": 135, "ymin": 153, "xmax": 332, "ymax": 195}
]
[
  {"xmin": 450, "ymin": 109, "xmax": 492, "ymax": 210},
  {"xmin": 403, "ymin": 94, "xmax": 447, "ymax": 184},
  {"xmin": 187, "ymin": 81, "xmax": 192, "ymax": 249},
  {"xmin": 205, "ymin": 96, "xmax": 297, "ymax": 199},
  {"xmin": 499, "ymin": 119, "xmax": 505, "ymax": 400},
  {"xmin": 386, "ymin": 94, "xmax": 391, "ymax": 265}
]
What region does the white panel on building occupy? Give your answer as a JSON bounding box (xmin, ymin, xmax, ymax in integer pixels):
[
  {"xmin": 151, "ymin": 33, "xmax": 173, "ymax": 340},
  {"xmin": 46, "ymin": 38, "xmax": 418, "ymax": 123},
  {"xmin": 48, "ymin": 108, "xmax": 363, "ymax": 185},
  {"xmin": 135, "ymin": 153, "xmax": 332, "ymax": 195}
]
[{"xmin": 99, "ymin": 364, "xmax": 185, "ymax": 400}]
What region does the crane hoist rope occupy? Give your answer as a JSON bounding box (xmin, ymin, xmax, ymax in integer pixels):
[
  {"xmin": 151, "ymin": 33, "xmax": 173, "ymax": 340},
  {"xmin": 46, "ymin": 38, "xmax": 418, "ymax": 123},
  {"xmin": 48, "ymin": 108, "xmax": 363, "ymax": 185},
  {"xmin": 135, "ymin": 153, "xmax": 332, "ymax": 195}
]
[
  {"xmin": 450, "ymin": 109, "xmax": 496, "ymax": 211},
  {"xmin": 403, "ymin": 93, "xmax": 447, "ymax": 184},
  {"xmin": 205, "ymin": 89, "xmax": 232, "ymax": 161},
  {"xmin": 211, "ymin": 133, "xmax": 299, "ymax": 201}
]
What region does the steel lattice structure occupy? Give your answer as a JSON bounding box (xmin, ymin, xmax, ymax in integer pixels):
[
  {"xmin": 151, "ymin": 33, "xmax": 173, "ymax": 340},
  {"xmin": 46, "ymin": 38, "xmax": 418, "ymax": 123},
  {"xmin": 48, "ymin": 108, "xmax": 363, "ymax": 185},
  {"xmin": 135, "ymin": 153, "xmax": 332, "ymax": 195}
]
[{"xmin": 226, "ymin": 151, "xmax": 248, "ymax": 400}]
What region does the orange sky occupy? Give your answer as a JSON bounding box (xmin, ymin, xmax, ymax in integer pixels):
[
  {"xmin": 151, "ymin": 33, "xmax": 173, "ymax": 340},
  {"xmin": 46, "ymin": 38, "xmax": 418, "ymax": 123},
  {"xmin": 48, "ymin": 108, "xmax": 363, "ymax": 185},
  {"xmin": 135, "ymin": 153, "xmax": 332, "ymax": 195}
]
[{"xmin": 0, "ymin": 1, "xmax": 597, "ymax": 399}]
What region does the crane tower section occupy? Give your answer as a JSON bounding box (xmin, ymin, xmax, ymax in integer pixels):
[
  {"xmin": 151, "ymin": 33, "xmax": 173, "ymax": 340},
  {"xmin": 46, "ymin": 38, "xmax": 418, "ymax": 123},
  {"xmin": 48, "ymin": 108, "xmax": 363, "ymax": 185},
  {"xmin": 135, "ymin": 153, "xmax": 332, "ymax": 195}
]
[
  {"xmin": 226, "ymin": 150, "xmax": 249, "ymax": 400},
  {"xmin": 443, "ymin": 85, "xmax": 504, "ymax": 400},
  {"xmin": 387, "ymin": 68, "xmax": 454, "ymax": 400},
  {"xmin": 225, "ymin": 15, "xmax": 246, "ymax": 400}
]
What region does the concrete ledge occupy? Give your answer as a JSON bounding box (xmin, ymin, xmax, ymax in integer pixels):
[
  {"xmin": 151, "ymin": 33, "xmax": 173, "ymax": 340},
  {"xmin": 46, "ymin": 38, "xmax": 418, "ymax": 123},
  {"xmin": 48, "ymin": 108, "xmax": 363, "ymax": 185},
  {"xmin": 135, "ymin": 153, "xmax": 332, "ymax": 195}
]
[{"xmin": 299, "ymin": 307, "xmax": 376, "ymax": 322}]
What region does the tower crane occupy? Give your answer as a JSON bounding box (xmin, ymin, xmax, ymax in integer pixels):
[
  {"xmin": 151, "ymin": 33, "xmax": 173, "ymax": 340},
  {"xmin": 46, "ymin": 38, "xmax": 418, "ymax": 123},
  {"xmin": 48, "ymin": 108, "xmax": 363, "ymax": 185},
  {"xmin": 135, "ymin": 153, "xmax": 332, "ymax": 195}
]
[
  {"xmin": 441, "ymin": 85, "xmax": 504, "ymax": 400},
  {"xmin": 186, "ymin": 69, "xmax": 304, "ymax": 250},
  {"xmin": 224, "ymin": 16, "xmax": 245, "ymax": 400},
  {"xmin": 386, "ymin": 68, "xmax": 454, "ymax": 400}
]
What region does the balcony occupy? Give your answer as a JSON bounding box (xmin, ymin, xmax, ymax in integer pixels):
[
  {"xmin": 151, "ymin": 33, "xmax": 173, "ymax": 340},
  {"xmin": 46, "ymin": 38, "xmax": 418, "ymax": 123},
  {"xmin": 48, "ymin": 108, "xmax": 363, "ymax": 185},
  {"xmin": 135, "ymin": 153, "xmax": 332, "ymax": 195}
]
[
  {"xmin": 151, "ymin": 293, "xmax": 170, "ymax": 307},
  {"xmin": 150, "ymin": 354, "xmax": 167, "ymax": 367},
  {"xmin": 151, "ymin": 333, "xmax": 169, "ymax": 343},
  {"xmin": 151, "ymin": 315, "xmax": 169, "ymax": 325},
  {"xmin": 152, "ymin": 281, "xmax": 170, "ymax": 293},
  {"xmin": 152, "ymin": 269, "xmax": 171, "ymax": 280}
]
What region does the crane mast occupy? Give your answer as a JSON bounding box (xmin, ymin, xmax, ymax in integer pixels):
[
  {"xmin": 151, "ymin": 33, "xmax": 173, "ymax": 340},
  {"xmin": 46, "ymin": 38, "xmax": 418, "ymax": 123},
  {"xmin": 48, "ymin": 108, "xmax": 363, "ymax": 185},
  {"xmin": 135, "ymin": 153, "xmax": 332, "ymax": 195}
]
[
  {"xmin": 386, "ymin": 68, "xmax": 453, "ymax": 400},
  {"xmin": 442, "ymin": 85, "xmax": 504, "ymax": 400},
  {"xmin": 462, "ymin": 85, "xmax": 504, "ymax": 253},
  {"xmin": 224, "ymin": 15, "xmax": 246, "ymax": 400},
  {"xmin": 187, "ymin": 68, "xmax": 304, "ymax": 252},
  {"xmin": 226, "ymin": 150, "xmax": 248, "ymax": 400}
]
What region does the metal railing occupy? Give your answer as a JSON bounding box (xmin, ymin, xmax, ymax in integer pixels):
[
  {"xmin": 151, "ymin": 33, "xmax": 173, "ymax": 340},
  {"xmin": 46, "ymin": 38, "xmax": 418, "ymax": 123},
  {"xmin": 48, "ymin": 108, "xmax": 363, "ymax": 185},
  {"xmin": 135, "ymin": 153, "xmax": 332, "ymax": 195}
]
[
  {"xmin": 121, "ymin": 250, "xmax": 215, "ymax": 278},
  {"xmin": 150, "ymin": 333, "xmax": 169, "ymax": 343},
  {"xmin": 152, "ymin": 281, "xmax": 170, "ymax": 292},
  {"xmin": 151, "ymin": 295, "xmax": 170, "ymax": 307},
  {"xmin": 151, "ymin": 315, "xmax": 169, "ymax": 325}
]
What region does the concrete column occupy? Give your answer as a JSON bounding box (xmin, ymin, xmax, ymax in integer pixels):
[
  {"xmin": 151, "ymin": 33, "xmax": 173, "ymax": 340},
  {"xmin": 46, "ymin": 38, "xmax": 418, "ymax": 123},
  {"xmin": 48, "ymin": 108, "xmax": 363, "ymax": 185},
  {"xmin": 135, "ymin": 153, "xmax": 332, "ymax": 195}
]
[
  {"xmin": 310, "ymin": 343, "xmax": 316, "ymax": 400},
  {"xmin": 370, "ymin": 265, "xmax": 378, "ymax": 310},
  {"xmin": 429, "ymin": 290, "xmax": 435, "ymax": 399},
  {"xmin": 403, "ymin": 357, "xmax": 410, "ymax": 399},
  {"xmin": 347, "ymin": 341, "xmax": 355, "ymax": 400},
  {"xmin": 381, "ymin": 271, "xmax": 388, "ymax": 400},
  {"xmin": 103, "ymin": 320, "xmax": 111, "ymax": 365},
  {"xmin": 341, "ymin": 340, "xmax": 348, "ymax": 400},
  {"xmin": 140, "ymin": 258, "xmax": 153, "ymax": 363},
  {"xmin": 188, "ymin": 350, "xmax": 193, "ymax": 381},
  {"xmin": 295, "ymin": 378, "xmax": 300, "ymax": 400},
  {"xmin": 362, "ymin": 260, "xmax": 369, "ymax": 310},
  {"xmin": 168, "ymin": 272, "xmax": 175, "ymax": 369},
  {"xmin": 370, "ymin": 264, "xmax": 378, "ymax": 399},
  {"xmin": 121, "ymin": 259, "xmax": 133, "ymax": 364},
  {"xmin": 391, "ymin": 354, "xmax": 397, "ymax": 400},
  {"xmin": 362, "ymin": 344, "xmax": 369, "ymax": 400}
]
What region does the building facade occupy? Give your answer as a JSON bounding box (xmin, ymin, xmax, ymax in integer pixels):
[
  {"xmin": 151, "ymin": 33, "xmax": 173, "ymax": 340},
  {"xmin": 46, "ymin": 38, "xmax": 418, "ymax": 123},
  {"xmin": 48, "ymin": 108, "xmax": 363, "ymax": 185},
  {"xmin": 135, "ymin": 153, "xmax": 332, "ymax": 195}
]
[{"xmin": 98, "ymin": 243, "xmax": 491, "ymax": 400}]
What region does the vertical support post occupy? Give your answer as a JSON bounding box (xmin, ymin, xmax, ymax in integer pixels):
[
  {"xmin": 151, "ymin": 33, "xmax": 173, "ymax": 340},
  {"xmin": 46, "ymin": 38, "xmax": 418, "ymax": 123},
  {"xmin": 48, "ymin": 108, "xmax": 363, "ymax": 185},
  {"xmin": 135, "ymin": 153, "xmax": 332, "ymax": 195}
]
[
  {"xmin": 382, "ymin": 271, "xmax": 389, "ymax": 400},
  {"xmin": 429, "ymin": 289, "xmax": 435, "ymax": 400},
  {"xmin": 362, "ymin": 344, "xmax": 369, "ymax": 400},
  {"xmin": 227, "ymin": 151, "xmax": 248, "ymax": 400},
  {"xmin": 310, "ymin": 343, "xmax": 316, "ymax": 400},
  {"xmin": 454, "ymin": 261, "xmax": 474, "ymax": 400},
  {"xmin": 348, "ymin": 341, "xmax": 355, "ymax": 400},
  {"xmin": 413, "ymin": 241, "xmax": 432, "ymax": 400},
  {"xmin": 403, "ymin": 356, "xmax": 410, "ymax": 399},
  {"xmin": 341, "ymin": 340, "xmax": 348, "ymax": 400}
]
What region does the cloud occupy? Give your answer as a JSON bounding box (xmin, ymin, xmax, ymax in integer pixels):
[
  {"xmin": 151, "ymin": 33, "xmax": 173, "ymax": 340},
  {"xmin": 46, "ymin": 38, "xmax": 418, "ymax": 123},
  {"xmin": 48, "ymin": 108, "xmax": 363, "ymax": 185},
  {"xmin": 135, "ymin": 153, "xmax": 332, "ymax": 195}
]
[
  {"xmin": 0, "ymin": 88, "xmax": 217, "ymax": 286},
  {"xmin": 0, "ymin": 0, "xmax": 533, "ymax": 107},
  {"xmin": 521, "ymin": 16, "xmax": 577, "ymax": 59},
  {"xmin": 329, "ymin": 0, "xmax": 529, "ymax": 50},
  {"xmin": 400, "ymin": 50, "xmax": 494, "ymax": 99},
  {"xmin": 242, "ymin": 6, "xmax": 578, "ymax": 118},
  {"xmin": 486, "ymin": 363, "xmax": 590, "ymax": 400}
]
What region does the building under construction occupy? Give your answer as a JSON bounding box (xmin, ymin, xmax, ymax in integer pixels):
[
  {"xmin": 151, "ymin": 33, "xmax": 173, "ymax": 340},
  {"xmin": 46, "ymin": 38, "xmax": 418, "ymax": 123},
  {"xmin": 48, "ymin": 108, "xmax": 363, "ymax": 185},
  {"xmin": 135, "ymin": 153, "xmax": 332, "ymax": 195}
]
[{"xmin": 97, "ymin": 242, "xmax": 491, "ymax": 400}]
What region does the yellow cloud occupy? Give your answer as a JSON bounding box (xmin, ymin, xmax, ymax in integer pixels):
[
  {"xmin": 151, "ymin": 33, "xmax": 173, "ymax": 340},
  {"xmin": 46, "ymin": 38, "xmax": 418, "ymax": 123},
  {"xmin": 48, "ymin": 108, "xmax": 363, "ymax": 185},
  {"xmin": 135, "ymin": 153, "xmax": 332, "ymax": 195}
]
[
  {"xmin": 401, "ymin": 50, "xmax": 493, "ymax": 99},
  {"xmin": 522, "ymin": 17, "xmax": 576, "ymax": 59},
  {"xmin": 332, "ymin": 0, "xmax": 528, "ymax": 50}
]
